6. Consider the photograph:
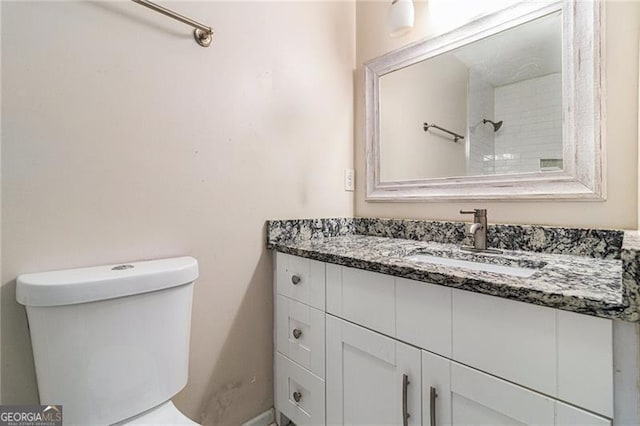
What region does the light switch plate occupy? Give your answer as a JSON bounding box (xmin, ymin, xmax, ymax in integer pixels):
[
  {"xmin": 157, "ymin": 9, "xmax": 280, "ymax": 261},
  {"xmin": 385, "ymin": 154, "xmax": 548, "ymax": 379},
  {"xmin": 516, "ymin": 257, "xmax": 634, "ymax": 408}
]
[{"xmin": 344, "ymin": 169, "xmax": 354, "ymax": 191}]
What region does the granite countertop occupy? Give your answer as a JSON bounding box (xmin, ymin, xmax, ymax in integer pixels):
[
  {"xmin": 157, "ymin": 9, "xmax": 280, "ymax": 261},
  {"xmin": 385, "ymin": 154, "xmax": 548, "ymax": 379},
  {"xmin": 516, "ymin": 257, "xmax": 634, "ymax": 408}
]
[{"xmin": 267, "ymin": 218, "xmax": 640, "ymax": 322}]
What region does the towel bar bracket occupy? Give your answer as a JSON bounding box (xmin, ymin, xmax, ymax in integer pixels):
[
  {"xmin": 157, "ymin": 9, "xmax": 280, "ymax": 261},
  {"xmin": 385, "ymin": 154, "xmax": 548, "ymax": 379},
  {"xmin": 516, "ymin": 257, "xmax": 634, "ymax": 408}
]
[
  {"xmin": 194, "ymin": 28, "xmax": 213, "ymax": 47},
  {"xmin": 131, "ymin": 0, "xmax": 214, "ymax": 47}
]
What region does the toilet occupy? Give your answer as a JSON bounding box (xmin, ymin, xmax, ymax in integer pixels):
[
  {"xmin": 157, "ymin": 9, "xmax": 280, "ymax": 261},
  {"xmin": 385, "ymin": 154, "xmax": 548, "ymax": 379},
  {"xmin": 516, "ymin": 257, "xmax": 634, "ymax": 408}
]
[{"xmin": 16, "ymin": 256, "xmax": 200, "ymax": 425}]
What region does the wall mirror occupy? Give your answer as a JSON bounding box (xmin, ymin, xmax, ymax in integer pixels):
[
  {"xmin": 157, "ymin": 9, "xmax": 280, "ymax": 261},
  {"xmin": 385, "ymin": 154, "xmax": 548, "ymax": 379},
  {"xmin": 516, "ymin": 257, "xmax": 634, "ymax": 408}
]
[{"xmin": 365, "ymin": 1, "xmax": 604, "ymax": 201}]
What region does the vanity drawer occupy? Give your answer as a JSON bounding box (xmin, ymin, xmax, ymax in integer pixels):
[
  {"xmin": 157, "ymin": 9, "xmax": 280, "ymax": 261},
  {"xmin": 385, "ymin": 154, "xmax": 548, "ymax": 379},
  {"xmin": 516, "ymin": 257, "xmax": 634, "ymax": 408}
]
[
  {"xmin": 326, "ymin": 264, "xmax": 395, "ymax": 337},
  {"xmin": 276, "ymin": 294, "xmax": 325, "ymax": 379},
  {"xmin": 276, "ymin": 252, "xmax": 325, "ymax": 310},
  {"xmin": 396, "ymin": 277, "xmax": 452, "ymax": 358},
  {"xmin": 276, "ymin": 353, "xmax": 325, "ymax": 426}
]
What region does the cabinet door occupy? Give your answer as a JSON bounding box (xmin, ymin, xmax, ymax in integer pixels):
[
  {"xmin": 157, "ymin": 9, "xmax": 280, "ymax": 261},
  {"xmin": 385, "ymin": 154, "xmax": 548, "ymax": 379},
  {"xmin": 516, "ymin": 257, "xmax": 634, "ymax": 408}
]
[
  {"xmin": 326, "ymin": 315, "xmax": 421, "ymax": 426},
  {"xmin": 422, "ymin": 351, "xmax": 452, "ymax": 426},
  {"xmin": 424, "ymin": 356, "xmax": 557, "ymax": 426}
]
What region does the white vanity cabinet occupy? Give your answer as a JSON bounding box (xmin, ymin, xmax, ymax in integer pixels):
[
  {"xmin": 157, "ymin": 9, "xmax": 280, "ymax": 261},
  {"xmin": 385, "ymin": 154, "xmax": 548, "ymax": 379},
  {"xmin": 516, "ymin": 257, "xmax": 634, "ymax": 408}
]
[{"xmin": 273, "ymin": 253, "xmax": 620, "ymax": 426}]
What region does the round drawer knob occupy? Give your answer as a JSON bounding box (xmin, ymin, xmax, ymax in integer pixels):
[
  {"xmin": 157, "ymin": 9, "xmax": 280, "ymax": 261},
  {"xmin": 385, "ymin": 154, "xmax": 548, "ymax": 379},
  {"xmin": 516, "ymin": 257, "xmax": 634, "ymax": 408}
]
[
  {"xmin": 292, "ymin": 328, "xmax": 302, "ymax": 339},
  {"xmin": 293, "ymin": 391, "xmax": 302, "ymax": 403},
  {"xmin": 291, "ymin": 275, "xmax": 301, "ymax": 285}
]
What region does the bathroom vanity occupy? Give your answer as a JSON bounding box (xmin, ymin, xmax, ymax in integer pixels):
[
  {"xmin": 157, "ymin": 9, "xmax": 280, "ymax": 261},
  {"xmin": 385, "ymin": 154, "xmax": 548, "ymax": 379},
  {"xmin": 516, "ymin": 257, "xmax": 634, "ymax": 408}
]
[
  {"xmin": 269, "ymin": 1, "xmax": 633, "ymax": 424},
  {"xmin": 268, "ymin": 218, "xmax": 640, "ymax": 426}
]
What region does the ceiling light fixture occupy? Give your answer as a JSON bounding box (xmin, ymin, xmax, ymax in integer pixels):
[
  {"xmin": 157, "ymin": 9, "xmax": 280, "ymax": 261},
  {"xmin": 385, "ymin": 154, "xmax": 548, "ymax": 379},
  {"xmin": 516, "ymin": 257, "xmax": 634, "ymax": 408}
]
[{"xmin": 389, "ymin": 0, "xmax": 415, "ymax": 37}]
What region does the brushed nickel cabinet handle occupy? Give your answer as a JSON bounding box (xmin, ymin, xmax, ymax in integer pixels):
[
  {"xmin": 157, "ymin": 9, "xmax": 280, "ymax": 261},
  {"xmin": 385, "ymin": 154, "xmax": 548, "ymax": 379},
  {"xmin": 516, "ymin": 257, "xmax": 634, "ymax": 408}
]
[
  {"xmin": 292, "ymin": 328, "xmax": 302, "ymax": 339},
  {"xmin": 291, "ymin": 275, "xmax": 301, "ymax": 285},
  {"xmin": 293, "ymin": 391, "xmax": 302, "ymax": 403},
  {"xmin": 430, "ymin": 386, "xmax": 438, "ymax": 426},
  {"xmin": 402, "ymin": 374, "xmax": 410, "ymax": 426}
]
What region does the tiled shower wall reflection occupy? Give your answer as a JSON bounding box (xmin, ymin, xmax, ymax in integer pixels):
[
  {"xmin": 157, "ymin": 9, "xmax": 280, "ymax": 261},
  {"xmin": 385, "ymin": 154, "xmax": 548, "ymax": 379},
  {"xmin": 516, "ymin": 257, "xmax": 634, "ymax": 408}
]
[
  {"xmin": 467, "ymin": 73, "xmax": 562, "ymax": 175},
  {"xmin": 494, "ymin": 73, "xmax": 562, "ymax": 174}
]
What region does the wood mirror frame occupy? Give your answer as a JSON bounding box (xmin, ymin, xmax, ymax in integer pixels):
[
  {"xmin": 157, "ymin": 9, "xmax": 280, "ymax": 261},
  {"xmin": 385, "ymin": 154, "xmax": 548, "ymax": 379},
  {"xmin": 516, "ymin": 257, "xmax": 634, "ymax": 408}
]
[{"xmin": 365, "ymin": 1, "xmax": 604, "ymax": 201}]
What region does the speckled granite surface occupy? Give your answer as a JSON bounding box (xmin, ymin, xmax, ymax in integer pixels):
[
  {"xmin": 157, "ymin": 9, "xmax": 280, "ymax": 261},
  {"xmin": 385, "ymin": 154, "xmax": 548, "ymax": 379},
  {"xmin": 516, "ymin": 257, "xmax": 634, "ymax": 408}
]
[
  {"xmin": 267, "ymin": 218, "xmax": 355, "ymax": 245},
  {"xmin": 621, "ymin": 231, "xmax": 640, "ymax": 321},
  {"xmin": 267, "ymin": 218, "xmax": 638, "ymax": 321},
  {"xmin": 355, "ymin": 218, "xmax": 625, "ymax": 259}
]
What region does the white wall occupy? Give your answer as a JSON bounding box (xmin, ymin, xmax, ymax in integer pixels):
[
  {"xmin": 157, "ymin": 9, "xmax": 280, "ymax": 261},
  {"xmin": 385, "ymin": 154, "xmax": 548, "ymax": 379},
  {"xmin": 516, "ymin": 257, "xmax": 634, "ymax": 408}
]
[
  {"xmin": 1, "ymin": 1, "xmax": 354, "ymax": 424},
  {"xmin": 355, "ymin": 0, "xmax": 640, "ymax": 229},
  {"xmin": 494, "ymin": 73, "xmax": 562, "ymax": 174}
]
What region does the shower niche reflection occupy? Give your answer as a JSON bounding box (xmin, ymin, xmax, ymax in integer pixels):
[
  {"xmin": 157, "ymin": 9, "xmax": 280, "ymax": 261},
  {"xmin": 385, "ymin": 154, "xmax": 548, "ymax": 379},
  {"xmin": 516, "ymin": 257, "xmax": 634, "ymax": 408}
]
[{"xmin": 379, "ymin": 11, "xmax": 562, "ymax": 181}]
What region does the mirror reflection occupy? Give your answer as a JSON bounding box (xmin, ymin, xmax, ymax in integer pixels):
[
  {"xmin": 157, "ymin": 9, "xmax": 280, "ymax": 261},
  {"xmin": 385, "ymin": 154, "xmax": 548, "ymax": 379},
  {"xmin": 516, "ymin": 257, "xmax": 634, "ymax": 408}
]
[{"xmin": 379, "ymin": 12, "xmax": 562, "ymax": 182}]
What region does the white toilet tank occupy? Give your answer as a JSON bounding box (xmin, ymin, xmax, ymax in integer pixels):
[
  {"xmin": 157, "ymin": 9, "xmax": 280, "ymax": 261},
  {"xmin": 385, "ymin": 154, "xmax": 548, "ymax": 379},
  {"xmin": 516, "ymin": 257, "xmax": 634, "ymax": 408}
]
[{"xmin": 16, "ymin": 257, "xmax": 199, "ymax": 426}]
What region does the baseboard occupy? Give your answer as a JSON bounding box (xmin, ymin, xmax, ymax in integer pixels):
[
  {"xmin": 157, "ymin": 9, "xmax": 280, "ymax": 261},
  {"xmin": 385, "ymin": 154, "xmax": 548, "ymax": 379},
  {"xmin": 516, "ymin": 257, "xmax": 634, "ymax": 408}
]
[{"xmin": 242, "ymin": 407, "xmax": 275, "ymax": 426}]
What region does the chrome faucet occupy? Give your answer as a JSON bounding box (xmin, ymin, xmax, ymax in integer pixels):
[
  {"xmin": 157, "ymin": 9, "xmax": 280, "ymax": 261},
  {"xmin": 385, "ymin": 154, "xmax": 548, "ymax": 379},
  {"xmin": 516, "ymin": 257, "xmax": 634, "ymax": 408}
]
[{"xmin": 460, "ymin": 208, "xmax": 488, "ymax": 251}]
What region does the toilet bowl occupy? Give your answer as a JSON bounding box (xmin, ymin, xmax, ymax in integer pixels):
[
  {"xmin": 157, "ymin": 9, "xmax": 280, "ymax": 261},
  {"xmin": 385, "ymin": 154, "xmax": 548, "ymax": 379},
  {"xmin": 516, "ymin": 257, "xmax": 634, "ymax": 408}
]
[
  {"xmin": 16, "ymin": 257, "xmax": 200, "ymax": 425},
  {"xmin": 118, "ymin": 401, "xmax": 198, "ymax": 425}
]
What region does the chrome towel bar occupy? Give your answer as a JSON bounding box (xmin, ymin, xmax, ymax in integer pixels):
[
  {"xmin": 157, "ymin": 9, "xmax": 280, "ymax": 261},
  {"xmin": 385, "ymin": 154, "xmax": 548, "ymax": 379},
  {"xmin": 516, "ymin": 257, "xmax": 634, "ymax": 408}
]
[
  {"xmin": 131, "ymin": 0, "xmax": 214, "ymax": 47},
  {"xmin": 423, "ymin": 122, "xmax": 465, "ymax": 143}
]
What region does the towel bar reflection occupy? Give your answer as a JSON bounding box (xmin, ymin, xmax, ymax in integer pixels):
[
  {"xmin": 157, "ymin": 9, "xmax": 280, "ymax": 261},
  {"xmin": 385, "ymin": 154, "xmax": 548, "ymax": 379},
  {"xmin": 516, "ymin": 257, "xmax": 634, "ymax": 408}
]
[
  {"xmin": 131, "ymin": 0, "xmax": 214, "ymax": 47},
  {"xmin": 423, "ymin": 122, "xmax": 465, "ymax": 143}
]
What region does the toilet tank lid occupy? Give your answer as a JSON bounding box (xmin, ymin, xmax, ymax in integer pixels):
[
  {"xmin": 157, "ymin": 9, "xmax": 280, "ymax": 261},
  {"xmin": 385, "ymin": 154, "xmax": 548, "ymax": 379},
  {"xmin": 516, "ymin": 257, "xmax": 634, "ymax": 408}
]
[{"xmin": 16, "ymin": 256, "xmax": 199, "ymax": 307}]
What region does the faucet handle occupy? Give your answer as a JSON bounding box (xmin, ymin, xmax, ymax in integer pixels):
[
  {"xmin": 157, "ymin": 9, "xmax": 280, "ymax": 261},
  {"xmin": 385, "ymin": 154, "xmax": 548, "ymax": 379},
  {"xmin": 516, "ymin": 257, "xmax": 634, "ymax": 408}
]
[{"xmin": 460, "ymin": 209, "xmax": 487, "ymax": 218}]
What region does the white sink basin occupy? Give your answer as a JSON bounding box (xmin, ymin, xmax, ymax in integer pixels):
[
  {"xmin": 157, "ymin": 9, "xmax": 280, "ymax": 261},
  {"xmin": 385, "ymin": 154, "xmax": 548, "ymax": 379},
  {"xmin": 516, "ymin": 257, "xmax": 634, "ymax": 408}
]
[{"xmin": 406, "ymin": 253, "xmax": 540, "ymax": 278}]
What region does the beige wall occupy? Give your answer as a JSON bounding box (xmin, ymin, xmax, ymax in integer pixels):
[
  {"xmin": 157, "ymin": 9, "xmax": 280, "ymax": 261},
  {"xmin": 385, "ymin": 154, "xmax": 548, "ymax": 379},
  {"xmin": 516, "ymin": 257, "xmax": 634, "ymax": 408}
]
[
  {"xmin": 1, "ymin": 1, "xmax": 354, "ymax": 424},
  {"xmin": 356, "ymin": 0, "xmax": 640, "ymax": 229},
  {"xmin": 380, "ymin": 54, "xmax": 468, "ymax": 180}
]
